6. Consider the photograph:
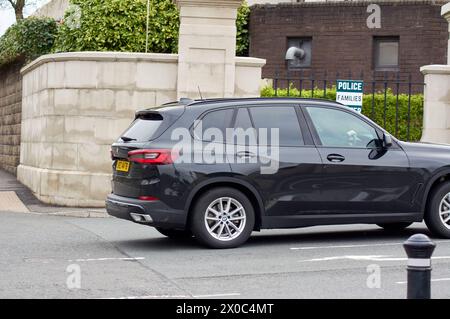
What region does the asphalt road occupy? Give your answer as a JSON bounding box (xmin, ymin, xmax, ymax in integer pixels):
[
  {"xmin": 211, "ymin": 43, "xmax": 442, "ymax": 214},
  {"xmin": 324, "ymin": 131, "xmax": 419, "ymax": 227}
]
[{"xmin": 1, "ymin": 211, "xmax": 450, "ymax": 299}]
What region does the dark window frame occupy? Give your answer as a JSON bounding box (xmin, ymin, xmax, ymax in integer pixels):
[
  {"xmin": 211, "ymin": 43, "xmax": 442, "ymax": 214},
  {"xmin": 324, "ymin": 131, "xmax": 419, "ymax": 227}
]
[
  {"xmin": 247, "ymin": 105, "xmax": 305, "ymax": 147},
  {"xmin": 192, "ymin": 104, "xmax": 317, "ymax": 147},
  {"xmin": 301, "ymin": 105, "xmax": 385, "ymax": 150},
  {"xmin": 373, "ymin": 36, "xmax": 400, "ymax": 72},
  {"xmin": 286, "ymin": 37, "xmax": 313, "ymax": 70},
  {"xmin": 192, "ymin": 107, "xmax": 236, "ymax": 142}
]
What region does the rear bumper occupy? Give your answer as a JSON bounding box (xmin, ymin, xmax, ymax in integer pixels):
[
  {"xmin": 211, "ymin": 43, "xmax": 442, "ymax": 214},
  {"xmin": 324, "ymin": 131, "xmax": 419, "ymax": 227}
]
[{"xmin": 105, "ymin": 194, "xmax": 187, "ymax": 230}]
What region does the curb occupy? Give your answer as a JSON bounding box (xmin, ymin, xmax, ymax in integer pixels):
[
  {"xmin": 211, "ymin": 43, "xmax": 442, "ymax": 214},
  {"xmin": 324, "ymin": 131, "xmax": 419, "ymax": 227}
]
[
  {"xmin": 25, "ymin": 206, "xmax": 110, "ymax": 218},
  {"xmin": 38, "ymin": 210, "xmax": 110, "ymax": 218}
]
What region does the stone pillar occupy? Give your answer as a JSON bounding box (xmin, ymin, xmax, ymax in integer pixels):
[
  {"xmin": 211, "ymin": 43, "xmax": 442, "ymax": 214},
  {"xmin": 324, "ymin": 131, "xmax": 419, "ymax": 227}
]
[
  {"xmin": 175, "ymin": 0, "xmax": 241, "ymax": 99},
  {"xmin": 420, "ymin": 65, "xmax": 450, "ymax": 143},
  {"xmin": 421, "ymin": 3, "xmax": 450, "ymax": 144},
  {"xmin": 442, "ymin": 3, "xmax": 450, "ymax": 65}
]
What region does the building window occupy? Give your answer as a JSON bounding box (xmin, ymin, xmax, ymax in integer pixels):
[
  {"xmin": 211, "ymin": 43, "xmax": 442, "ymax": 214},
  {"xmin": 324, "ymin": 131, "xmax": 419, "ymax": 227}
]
[
  {"xmin": 373, "ymin": 37, "xmax": 399, "ymax": 71},
  {"xmin": 287, "ymin": 37, "xmax": 312, "ymax": 70}
]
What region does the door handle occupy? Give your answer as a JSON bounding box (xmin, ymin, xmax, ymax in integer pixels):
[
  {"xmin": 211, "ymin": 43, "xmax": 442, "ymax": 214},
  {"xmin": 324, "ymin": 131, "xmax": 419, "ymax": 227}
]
[
  {"xmin": 237, "ymin": 151, "xmax": 256, "ymax": 159},
  {"xmin": 327, "ymin": 154, "xmax": 345, "ymax": 163}
]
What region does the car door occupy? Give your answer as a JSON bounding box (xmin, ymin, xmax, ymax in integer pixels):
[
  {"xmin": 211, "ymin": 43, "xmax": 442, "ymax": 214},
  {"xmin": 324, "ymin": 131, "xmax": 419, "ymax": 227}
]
[
  {"xmin": 302, "ymin": 105, "xmax": 416, "ymax": 215},
  {"xmin": 227, "ymin": 104, "xmax": 324, "ymax": 224}
]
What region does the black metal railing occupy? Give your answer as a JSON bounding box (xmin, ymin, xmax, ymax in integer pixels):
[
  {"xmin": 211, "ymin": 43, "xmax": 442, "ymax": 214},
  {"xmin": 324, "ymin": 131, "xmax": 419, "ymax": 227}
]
[{"xmin": 268, "ymin": 70, "xmax": 425, "ymax": 141}]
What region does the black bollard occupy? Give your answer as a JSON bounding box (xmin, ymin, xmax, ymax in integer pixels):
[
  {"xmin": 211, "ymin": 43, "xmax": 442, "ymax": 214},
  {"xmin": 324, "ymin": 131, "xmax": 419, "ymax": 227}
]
[{"xmin": 403, "ymin": 234, "xmax": 436, "ymax": 299}]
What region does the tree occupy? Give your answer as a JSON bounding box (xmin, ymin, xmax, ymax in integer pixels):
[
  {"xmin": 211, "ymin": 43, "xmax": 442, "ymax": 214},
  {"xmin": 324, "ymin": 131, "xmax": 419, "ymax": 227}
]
[{"xmin": 0, "ymin": 0, "xmax": 37, "ymax": 21}]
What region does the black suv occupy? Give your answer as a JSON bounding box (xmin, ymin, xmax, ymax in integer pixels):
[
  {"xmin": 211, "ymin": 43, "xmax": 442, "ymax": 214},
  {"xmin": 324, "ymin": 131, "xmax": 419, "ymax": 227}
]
[{"xmin": 106, "ymin": 98, "xmax": 450, "ymax": 248}]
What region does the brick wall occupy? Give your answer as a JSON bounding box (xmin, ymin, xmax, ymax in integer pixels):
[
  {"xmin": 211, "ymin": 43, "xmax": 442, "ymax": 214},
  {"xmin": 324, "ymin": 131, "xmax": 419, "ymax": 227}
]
[
  {"xmin": 0, "ymin": 61, "xmax": 23, "ymax": 175},
  {"xmin": 249, "ymin": 0, "xmax": 448, "ymax": 91}
]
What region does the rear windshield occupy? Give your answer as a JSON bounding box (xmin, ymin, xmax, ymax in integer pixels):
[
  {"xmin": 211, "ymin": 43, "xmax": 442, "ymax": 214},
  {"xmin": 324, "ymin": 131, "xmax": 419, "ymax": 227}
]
[{"xmin": 120, "ymin": 114, "xmax": 163, "ymax": 142}]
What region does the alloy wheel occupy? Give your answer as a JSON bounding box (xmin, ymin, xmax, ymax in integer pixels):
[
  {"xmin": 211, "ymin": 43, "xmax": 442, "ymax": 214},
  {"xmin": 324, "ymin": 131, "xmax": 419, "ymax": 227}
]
[
  {"xmin": 204, "ymin": 197, "xmax": 246, "ymax": 241},
  {"xmin": 439, "ymin": 192, "xmax": 450, "ymax": 229}
]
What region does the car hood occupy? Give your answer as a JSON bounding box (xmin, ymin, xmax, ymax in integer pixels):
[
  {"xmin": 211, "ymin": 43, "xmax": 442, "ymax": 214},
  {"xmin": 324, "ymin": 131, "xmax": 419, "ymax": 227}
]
[
  {"xmin": 400, "ymin": 141, "xmax": 450, "ymax": 153},
  {"xmin": 399, "ymin": 141, "xmax": 450, "ymax": 170}
]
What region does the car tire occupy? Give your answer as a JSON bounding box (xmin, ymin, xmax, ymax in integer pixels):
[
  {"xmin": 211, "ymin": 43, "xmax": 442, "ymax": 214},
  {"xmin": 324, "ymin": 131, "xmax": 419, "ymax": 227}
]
[
  {"xmin": 190, "ymin": 187, "xmax": 255, "ymax": 249},
  {"xmin": 377, "ymin": 222, "xmax": 412, "ymax": 231},
  {"xmin": 156, "ymin": 228, "xmax": 192, "ymax": 239},
  {"xmin": 425, "ymin": 182, "xmax": 450, "ymax": 238}
]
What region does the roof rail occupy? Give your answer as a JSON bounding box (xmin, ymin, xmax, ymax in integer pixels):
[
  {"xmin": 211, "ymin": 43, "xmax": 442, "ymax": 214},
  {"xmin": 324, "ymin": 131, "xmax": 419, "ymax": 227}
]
[{"xmin": 179, "ymin": 98, "xmax": 195, "ymax": 105}]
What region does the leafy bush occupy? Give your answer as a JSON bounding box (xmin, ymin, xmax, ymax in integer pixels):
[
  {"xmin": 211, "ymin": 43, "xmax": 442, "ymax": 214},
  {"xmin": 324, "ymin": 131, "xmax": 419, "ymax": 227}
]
[
  {"xmin": 54, "ymin": 0, "xmax": 250, "ymax": 55},
  {"xmin": 261, "ymin": 85, "xmax": 424, "ymax": 141},
  {"xmin": 0, "ymin": 17, "xmax": 58, "ymax": 67},
  {"xmin": 236, "ymin": 2, "xmax": 250, "ymax": 56},
  {"xmin": 53, "ymin": 0, "xmax": 178, "ymax": 53}
]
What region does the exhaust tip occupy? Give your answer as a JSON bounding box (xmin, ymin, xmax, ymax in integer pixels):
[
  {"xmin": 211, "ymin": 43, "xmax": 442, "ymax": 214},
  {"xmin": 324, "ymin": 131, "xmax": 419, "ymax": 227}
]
[{"xmin": 130, "ymin": 213, "xmax": 153, "ymax": 223}]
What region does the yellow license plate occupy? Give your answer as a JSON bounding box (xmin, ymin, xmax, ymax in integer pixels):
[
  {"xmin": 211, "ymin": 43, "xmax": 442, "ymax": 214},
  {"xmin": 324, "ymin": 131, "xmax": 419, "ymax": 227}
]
[{"xmin": 116, "ymin": 160, "xmax": 130, "ymax": 172}]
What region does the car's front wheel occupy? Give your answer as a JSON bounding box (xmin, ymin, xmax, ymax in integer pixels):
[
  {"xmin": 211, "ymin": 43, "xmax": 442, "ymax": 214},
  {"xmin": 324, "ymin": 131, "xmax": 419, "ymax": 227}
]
[
  {"xmin": 190, "ymin": 187, "xmax": 255, "ymax": 249},
  {"xmin": 425, "ymin": 181, "xmax": 450, "ymax": 238}
]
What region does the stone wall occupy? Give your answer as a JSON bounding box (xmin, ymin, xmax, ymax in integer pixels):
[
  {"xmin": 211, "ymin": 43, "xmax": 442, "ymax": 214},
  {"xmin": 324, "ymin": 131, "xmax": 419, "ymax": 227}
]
[
  {"xmin": 0, "ymin": 61, "xmax": 23, "ymax": 175},
  {"xmin": 18, "ymin": 52, "xmax": 179, "ymax": 207}
]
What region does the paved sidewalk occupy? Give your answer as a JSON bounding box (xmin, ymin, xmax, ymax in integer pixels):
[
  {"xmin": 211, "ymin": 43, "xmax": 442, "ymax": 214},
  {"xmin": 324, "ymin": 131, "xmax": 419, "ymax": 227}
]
[{"xmin": 0, "ymin": 169, "xmax": 108, "ymax": 218}]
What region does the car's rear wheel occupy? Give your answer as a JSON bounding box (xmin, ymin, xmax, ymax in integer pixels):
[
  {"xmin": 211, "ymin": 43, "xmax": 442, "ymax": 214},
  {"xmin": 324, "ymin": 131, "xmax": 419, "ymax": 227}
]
[
  {"xmin": 156, "ymin": 228, "xmax": 192, "ymax": 239},
  {"xmin": 190, "ymin": 187, "xmax": 255, "ymax": 249},
  {"xmin": 425, "ymin": 182, "xmax": 450, "ymax": 238},
  {"xmin": 377, "ymin": 222, "xmax": 412, "ymax": 231}
]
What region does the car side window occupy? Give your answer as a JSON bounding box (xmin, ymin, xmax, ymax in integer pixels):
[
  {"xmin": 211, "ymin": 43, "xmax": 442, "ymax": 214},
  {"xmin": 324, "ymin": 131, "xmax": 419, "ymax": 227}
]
[
  {"xmin": 234, "ymin": 108, "xmax": 253, "ymax": 130},
  {"xmin": 305, "ymin": 107, "xmax": 379, "ymax": 148},
  {"xmin": 249, "ymin": 106, "xmax": 304, "ymax": 146},
  {"xmin": 194, "ymin": 108, "xmax": 235, "ymax": 142},
  {"xmin": 230, "ymin": 107, "xmax": 258, "ymax": 146}
]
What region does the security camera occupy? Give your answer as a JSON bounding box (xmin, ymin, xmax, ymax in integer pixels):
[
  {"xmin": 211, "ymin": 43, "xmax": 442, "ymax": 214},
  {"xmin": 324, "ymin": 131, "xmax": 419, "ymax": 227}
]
[{"xmin": 285, "ymin": 46, "xmax": 306, "ymax": 61}]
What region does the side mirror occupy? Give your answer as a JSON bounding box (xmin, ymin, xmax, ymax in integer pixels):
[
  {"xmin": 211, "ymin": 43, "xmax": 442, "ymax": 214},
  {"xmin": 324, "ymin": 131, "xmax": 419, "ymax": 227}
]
[{"xmin": 383, "ymin": 133, "xmax": 393, "ymax": 148}]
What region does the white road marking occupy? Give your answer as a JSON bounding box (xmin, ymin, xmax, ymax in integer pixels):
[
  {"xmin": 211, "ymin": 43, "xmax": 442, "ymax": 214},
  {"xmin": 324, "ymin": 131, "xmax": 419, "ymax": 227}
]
[
  {"xmin": 192, "ymin": 293, "xmax": 241, "ymax": 298},
  {"xmin": 291, "ymin": 242, "xmax": 403, "ymax": 250},
  {"xmin": 104, "ymin": 295, "xmax": 189, "ymax": 299},
  {"xmin": 299, "ymin": 255, "xmax": 404, "ymax": 262},
  {"xmin": 290, "ymin": 240, "xmax": 450, "ymax": 251},
  {"xmin": 69, "ymin": 257, "xmax": 145, "ymax": 262},
  {"xmin": 105, "ymin": 292, "xmax": 241, "ymax": 299},
  {"xmin": 396, "ymin": 278, "xmax": 450, "ymax": 285},
  {"xmin": 299, "ymin": 255, "xmax": 450, "ymax": 263}
]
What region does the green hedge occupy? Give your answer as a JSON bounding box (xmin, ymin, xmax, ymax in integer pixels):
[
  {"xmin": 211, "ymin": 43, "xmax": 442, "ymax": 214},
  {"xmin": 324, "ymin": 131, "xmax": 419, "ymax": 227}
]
[
  {"xmin": 54, "ymin": 0, "xmax": 250, "ymax": 55},
  {"xmin": 54, "ymin": 0, "xmax": 179, "ymax": 53},
  {"xmin": 0, "ymin": 17, "xmax": 57, "ymax": 67},
  {"xmin": 0, "ymin": 0, "xmax": 250, "ymax": 67},
  {"xmin": 236, "ymin": 2, "xmax": 250, "ymax": 56},
  {"xmin": 261, "ymin": 86, "xmax": 424, "ymax": 141}
]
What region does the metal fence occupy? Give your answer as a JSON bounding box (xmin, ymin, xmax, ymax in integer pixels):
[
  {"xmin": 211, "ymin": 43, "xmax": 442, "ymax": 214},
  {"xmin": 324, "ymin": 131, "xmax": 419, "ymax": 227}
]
[{"xmin": 269, "ymin": 71, "xmax": 425, "ymax": 141}]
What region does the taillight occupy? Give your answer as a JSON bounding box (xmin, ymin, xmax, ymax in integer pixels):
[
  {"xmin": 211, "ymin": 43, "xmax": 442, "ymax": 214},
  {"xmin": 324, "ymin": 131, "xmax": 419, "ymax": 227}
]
[
  {"xmin": 139, "ymin": 196, "xmax": 159, "ymax": 201},
  {"xmin": 127, "ymin": 149, "xmax": 176, "ymax": 165}
]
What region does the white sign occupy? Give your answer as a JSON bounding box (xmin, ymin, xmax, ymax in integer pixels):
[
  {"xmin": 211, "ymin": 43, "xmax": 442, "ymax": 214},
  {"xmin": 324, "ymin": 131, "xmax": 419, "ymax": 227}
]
[{"xmin": 336, "ymin": 79, "xmax": 364, "ymax": 113}]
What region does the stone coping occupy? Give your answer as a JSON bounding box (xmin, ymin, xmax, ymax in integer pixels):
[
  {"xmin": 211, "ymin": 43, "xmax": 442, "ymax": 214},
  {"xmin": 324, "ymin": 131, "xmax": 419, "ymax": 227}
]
[
  {"xmin": 21, "ymin": 51, "xmax": 179, "ymax": 75},
  {"xmin": 175, "ymin": 0, "xmax": 242, "ymax": 8},
  {"xmin": 235, "ymin": 56, "xmax": 266, "ymax": 68},
  {"xmin": 442, "ymin": 2, "xmax": 450, "ymax": 16},
  {"xmin": 420, "ymin": 64, "xmax": 450, "ymax": 75},
  {"xmin": 21, "ymin": 52, "xmax": 266, "ymax": 75}
]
